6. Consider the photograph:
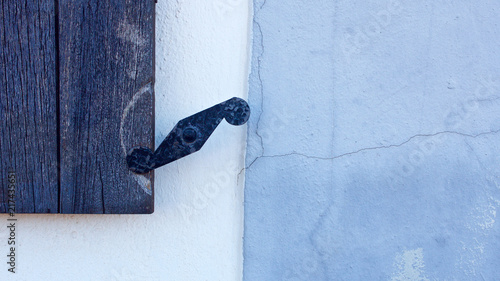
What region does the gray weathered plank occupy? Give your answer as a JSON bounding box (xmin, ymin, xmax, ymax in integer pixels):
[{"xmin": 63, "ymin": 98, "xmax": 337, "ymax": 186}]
[
  {"xmin": 0, "ymin": 0, "xmax": 59, "ymax": 213},
  {"xmin": 1, "ymin": 0, "xmax": 155, "ymax": 214},
  {"xmin": 58, "ymin": 0, "xmax": 155, "ymax": 213}
]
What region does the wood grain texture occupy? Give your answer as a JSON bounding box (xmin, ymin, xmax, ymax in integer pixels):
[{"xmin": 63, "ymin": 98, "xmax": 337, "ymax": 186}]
[
  {"xmin": 0, "ymin": 1, "xmax": 59, "ymax": 213},
  {"xmin": 58, "ymin": 0, "xmax": 155, "ymax": 213},
  {"xmin": 1, "ymin": 0, "xmax": 155, "ymax": 214}
]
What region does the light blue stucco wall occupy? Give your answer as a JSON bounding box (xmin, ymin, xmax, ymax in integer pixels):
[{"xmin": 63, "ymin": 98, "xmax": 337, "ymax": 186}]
[{"xmin": 244, "ymin": 0, "xmax": 500, "ymax": 280}]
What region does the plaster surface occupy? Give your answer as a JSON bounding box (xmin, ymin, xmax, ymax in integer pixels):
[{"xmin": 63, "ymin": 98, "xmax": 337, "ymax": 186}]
[
  {"xmin": 0, "ymin": 1, "xmax": 250, "ymax": 280},
  {"xmin": 244, "ymin": 0, "xmax": 500, "ymax": 280}
]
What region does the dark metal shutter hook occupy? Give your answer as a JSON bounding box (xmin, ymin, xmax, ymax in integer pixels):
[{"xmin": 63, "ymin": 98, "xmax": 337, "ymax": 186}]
[{"xmin": 126, "ymin": 97, "xmax": 250, "ymax": 174}]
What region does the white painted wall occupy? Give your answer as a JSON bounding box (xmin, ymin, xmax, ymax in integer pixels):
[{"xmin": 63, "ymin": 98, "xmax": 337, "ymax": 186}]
[{"xmin": 0, "ymin": 1, "xmax": 251, "ymax": 280}]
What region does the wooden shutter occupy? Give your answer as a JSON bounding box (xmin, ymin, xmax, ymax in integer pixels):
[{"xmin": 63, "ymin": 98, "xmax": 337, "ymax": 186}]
[{"xmin": 1, "ymin": 0, "xmax": 155, "ymax": 214}]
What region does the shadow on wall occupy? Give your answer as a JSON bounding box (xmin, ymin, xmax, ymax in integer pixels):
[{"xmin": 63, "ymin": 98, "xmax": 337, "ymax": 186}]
[{"xmin": 246, "ymin": 135, "xmax": 500, "ymax": 280}]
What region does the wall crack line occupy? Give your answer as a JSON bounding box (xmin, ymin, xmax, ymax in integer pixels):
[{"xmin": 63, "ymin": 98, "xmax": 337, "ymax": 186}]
[{"xmin": 243, "ymin": 129, "xmax": 500, "ymax": 172}]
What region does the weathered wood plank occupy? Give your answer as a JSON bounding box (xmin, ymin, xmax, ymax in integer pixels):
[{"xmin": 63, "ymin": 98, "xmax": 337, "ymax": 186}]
[
  {"xmin": 58, "ymin": 0, "xmax": 155, "ymax": 213},
  {"xmin": 0, "ymin": 1, "xmax": 59, "ymax": 213}
]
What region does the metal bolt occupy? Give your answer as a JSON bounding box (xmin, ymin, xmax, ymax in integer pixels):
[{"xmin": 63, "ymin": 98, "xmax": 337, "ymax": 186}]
[{"xmin": 182, "ymin": 128, "xmax": 197, "ymax": 143}]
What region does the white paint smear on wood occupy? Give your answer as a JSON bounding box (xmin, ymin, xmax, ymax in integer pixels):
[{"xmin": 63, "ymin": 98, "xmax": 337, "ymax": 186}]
[{"xmin": 120, "ymin": 82, "xmax": 153, "ymax": 195}]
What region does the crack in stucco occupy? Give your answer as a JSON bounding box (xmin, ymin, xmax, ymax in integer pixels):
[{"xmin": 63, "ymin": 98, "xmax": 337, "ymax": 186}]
[
  {"xmin": 253, "ymin": 0, "xmax": 267, "ymax": 160},
  {"xmin": 239, "ymin": 0, "xmax": 267, "ymax": 180},
  {"xmin": 244, "ymin": 129, "xmax": 500, "ymax": 171}
]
